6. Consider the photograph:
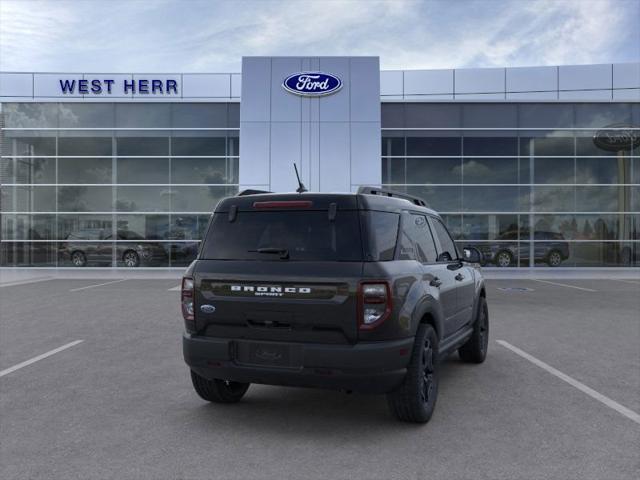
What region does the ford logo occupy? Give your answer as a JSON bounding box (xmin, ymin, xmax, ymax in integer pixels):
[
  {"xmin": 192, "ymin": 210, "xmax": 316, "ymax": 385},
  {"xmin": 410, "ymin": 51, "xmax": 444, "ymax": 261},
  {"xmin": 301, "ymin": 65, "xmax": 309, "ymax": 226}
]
[
  {"xmin": 200, "ymin": 304, "xmax": 216, "ymax": 314},
  {"xmin": 282, "ymin": 72, "xmax": 342, "ymax": 97},
  {"xmin": 593, "ymin": 124, "xmax": 640, "ymax": 152}
]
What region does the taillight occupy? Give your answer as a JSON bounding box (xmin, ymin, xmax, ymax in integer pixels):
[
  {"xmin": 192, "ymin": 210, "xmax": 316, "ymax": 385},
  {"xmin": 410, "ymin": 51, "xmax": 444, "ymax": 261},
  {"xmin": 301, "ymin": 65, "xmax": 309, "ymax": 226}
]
[
  {"xmin": 358, "ymin": 281, "xmax": 392, "ymax": 330},
  {"xmin": 181, "ymin": 276, "xmax": 194, "ymax": 321}
]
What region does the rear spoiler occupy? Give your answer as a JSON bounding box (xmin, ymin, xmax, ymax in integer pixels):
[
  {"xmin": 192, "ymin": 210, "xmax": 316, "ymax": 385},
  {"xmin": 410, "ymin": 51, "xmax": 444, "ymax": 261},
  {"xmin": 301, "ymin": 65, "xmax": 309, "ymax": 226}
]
[{"xmin": 237, "ymin": 189, "xmax": 272, "ymax": 196}]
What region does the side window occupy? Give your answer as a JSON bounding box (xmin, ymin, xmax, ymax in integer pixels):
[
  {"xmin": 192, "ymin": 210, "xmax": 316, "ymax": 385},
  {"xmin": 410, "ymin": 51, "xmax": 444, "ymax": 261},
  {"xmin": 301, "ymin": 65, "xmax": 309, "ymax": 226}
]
[
  {"xmin": 363, "ymin": 211, "xmax": 400, "ymax": 261},
  {"xmin": 398, "ymin": 213, "xmax": 438, "ymax": 263},
  {"xmin": 430, "ymin": 217, "xmax": 458, "ymax": 262}
]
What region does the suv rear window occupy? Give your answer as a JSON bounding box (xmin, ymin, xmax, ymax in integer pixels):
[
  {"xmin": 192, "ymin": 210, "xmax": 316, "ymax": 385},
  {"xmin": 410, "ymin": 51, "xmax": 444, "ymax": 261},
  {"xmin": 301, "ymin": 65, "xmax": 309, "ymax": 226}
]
[{"xmin": 201, "ymin": 211, "xmax": 363, "ymax": 261}]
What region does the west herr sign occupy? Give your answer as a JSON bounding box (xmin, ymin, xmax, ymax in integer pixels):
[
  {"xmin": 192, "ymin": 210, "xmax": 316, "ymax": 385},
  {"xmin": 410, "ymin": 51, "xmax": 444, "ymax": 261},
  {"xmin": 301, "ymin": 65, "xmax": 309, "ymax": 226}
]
[
  {"xmin": 282, "ymin": 72, "xmax": 342, "ymax": 97},
  {"xmin": 59, "ymin": 78, "xmax": 179, "ymax": 95}
]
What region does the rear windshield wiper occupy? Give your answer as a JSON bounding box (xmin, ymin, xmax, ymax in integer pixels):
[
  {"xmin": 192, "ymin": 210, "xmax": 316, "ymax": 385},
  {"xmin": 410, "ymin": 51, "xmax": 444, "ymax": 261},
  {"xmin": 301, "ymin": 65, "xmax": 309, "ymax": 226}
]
[{"xmin": 249, "ymin": 247, "xmax": 290, "ymax": 260}]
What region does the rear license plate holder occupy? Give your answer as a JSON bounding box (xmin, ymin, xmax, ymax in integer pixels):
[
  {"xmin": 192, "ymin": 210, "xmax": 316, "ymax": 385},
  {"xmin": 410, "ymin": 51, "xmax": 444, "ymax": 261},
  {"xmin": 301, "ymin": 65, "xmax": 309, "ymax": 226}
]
[{"xmin": 234, "ymin": 341, "xmax": 300, "ymax": 368}]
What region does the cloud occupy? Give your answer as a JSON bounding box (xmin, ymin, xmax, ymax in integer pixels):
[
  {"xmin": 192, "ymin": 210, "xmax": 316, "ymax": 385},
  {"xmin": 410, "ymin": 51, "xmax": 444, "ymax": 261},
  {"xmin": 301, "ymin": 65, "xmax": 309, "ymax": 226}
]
[{"xmin": 0, "ymin": 0, "xmax": 638, "ymax": 72}]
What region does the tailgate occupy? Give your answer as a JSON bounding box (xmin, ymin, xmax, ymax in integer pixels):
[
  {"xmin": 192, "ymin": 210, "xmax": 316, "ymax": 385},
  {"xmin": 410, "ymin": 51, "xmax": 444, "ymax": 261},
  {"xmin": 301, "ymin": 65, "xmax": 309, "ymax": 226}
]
[{"xmin": 194, "ymin": 260, "xmax": 363, "ymax": 344}]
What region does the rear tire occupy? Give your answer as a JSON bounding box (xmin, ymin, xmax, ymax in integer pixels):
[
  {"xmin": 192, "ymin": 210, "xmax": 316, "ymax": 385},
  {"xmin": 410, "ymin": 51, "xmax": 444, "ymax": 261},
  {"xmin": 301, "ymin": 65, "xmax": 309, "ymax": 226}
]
[
  {"xmin": 71, "ymin": 251, "xmax": 87, "ymax": 267},
  {"xmin": 386, "ymin": 324, "xmax": 439, "ymax": 423},
  {"xmin": 546, "ymin": 250, "xmax": 563, "ymax": 267},
  {"xmin": 458, "ymin": 296, "xmax": 489, "ymax": 363},
  {"xmin": 190, "ymin": 370, "xmax": 250, "ymax": 403}
]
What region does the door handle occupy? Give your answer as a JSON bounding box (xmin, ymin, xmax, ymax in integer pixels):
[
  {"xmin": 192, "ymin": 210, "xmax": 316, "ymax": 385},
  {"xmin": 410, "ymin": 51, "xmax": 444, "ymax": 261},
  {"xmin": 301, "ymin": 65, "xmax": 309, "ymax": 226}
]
[
  {"xmin": 455, "ymin": 273, "xmax": 465, "ymax": 281},
  {"xmin": 430, "ymin": 277, "xmax": 442, "ymax": 287}
]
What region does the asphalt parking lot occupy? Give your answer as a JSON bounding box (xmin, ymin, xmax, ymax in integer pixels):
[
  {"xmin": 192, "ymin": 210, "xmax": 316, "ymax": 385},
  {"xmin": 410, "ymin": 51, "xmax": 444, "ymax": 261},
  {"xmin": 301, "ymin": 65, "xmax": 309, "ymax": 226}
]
[{"xmin": 1, "ymin": 275, "xmax": 639, "ymax": 480}]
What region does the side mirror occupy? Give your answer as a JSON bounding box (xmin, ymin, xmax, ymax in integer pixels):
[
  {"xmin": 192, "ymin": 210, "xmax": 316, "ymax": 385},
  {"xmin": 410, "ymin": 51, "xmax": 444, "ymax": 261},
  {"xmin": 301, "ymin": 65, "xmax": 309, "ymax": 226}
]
[{"xmin": 463, "ymin": 247, "xmax": 483, "ymax": 264}]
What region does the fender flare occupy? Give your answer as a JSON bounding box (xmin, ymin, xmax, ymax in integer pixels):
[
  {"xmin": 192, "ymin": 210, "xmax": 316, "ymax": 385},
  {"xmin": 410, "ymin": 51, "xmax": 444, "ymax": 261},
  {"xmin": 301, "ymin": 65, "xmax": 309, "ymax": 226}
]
[{"xmin": 411, "ymin": 296, "xmax": 445, "ymax": 340}]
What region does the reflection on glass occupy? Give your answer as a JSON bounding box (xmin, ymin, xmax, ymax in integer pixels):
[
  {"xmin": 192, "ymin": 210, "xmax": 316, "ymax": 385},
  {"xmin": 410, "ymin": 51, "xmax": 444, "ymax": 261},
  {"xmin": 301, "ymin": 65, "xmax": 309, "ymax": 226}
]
[
  {"xmin": 406, "ymin": 136, "xmax": 460, "ymax": 156},
  {"xmin": 172, "ymin": 137, "xmax": 226, "ymax": 156},
  {"xmin": 171, "ymin": 158, "xmax": 234, "ymax": 184},
  {"xmin": 462, "ymin": 186, "xmax": 525, "ymax": 212},
  {"xmin": 0, "ymin": 157, "xmax": 56, "ymax": 184},
  {"xmin": 114, "ymin": 242, "xmax": 168, "ymax": 267},
  {"xmin": 116, "ymin": 187, "xmax": 170, "ymax": 212},
  {"xmin": 168, "ymin": 242, "xmax": 200, "ymax": 267},
  {"xmin": 170, "ymin": 186, "xmax": 237, "ymax": 212},
  {"xmin": 117, "ymin": 137, "xmax": 169, "ymax": 156},
  {"xmin": 1, "ymin": 136, "xmax": 56, "ymax": 156},
  {"xmin": 167, "ymin": 215, "xmax": 210, "ymax": 241},
  {"xmin": 462, "ymin": 158, "xmax": 518, "ymax": 184},
  {"xmin": 1, "ymin": 186, "xmax": 56, "ymax": 212},
  {"xmin": 116, "ymin": 215, "xmax": 170, "ymax": 240},
  {"xmin": 381, "ymin": 137, "xmax": 404, "ymax": 156},
  {"xmin": 58, "ymin": 214, "xmax": 113, "ymax": 240},
  {"xmin": 532, "ymin": 186, "xmax": 575, "ymax": 212},
  {"xmin": 0, "ymin": 242, "xmax": 57, "ymax": 266},
  {"xmin": 58, "ymin": 137, "xmax": 112, "ymax": 156},
  {"xmin": 382, "ymin": 158, "xmax": 405, "ymax": 184},
  {"xmin": 58, "ymin": 104, "xmax": 115, "ymax": 128},
  {"xmin": 533, "ymin": 157, "xmax": 574, "ymax": 184},
  {"xmin": 575, "ymin": 186, "xmax": 627, "ymax": 212},
  {"xmin": 0, "ymin": 214, "xmax": 55, "ymax": 240},
  {"xmin": 462, "ymin": 214, "xmax": 519, "ymax": 240},
  {"xmin": 406, "ymin": 158, "xmax": 461, "ymax": 184},
  {"xmin": 403, "ymin": 186, "xmax": 462, "ymax": 212},
  {"xmin": 117, "ymin": 158, "xmax": 170, "ymax": 184},
  {"xmin": 58, "ymin": 158, "xmax": 112, "ymax": 183},
  {"xmin": 58, "ymin": 186, "xmax": 113, "ymax": 212}
]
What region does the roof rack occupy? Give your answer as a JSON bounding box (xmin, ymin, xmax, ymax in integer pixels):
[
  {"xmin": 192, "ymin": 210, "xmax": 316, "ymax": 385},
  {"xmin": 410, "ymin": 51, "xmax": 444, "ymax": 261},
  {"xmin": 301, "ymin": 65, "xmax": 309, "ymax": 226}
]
[
  {"xmin": 357, "ymin": 186, "xmax": 428, "ymax": 207},
  {"xmin": 237, "ymin": 189, "xmax": 272, "ymax": 196}
]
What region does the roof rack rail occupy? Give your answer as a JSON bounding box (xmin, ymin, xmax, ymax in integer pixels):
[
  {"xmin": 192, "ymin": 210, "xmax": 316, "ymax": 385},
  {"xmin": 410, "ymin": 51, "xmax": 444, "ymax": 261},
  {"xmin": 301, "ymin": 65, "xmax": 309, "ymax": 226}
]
[
  {"xmin": 237, "ymin": 189, "xmax": 272, "ymax": 196},
  {"xmin": 357, "ymin": 186, "xmax": 428, "ymax": 207}
]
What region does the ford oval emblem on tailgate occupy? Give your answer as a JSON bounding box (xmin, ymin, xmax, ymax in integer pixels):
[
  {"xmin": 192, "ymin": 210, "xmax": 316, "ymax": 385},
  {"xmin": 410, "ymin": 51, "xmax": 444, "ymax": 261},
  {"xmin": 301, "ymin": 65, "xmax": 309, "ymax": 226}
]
[
  {"xmin": 200, "ymin": 304, "xmax": 216, "ymax": 314},
  {"xmin": 282, "ymin": 72, "xmax": 342, "ymax": 97}
]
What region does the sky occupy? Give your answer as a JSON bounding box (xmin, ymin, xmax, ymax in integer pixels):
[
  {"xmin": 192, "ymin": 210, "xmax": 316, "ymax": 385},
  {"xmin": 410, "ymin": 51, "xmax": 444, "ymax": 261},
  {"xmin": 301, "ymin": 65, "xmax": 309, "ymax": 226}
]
[{"xmin": 0, "ymin": 0, "xmax": 638, "ymax": 73}]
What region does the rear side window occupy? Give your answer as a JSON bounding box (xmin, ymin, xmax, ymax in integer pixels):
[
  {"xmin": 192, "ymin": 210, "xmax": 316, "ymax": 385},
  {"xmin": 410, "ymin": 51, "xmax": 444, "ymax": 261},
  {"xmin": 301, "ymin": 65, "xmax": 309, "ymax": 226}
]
[
  {"xmin": 361, "ymin": 211, "xmax": 399, "ymax": 261},
  {"xmin": 201, "ymin": 211, "xmax": 362, "ymax": 261},
  {"xmin": 399, "ymin": 213, "xmax": 438, "ymax": 263},
  {"xmin": 430, "ymin": 217, "xmax": 458, "ymax": 261}
]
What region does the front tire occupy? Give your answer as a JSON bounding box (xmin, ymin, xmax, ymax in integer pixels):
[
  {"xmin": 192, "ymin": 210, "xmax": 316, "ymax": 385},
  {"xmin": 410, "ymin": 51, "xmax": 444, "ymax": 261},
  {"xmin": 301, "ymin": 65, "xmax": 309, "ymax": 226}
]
[
  {"xmin": 122, "ymin": 250, "xmax": 140, "ymax": 267},
  {"xmin": 459, "ymin": 296, "xmax": 489, "ymax": 363},
  {"xmin": 495, "ymin": 250, "xmax": 513, "ymax": 268},
  {"xmin": 190, "ymin": 370, "xmax": 250, "ymax": 403},
  {"xmin": 387, "ymin": 324, "xmax": 439, "ymax": 423}
]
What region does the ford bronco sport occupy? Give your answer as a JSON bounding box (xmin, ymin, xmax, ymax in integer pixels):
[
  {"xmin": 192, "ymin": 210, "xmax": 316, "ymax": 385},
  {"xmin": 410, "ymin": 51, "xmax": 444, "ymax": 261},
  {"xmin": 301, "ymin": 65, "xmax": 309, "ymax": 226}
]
[{"xmin": 182, "ymin": 187, "xmax": 488, "ymax": 423}]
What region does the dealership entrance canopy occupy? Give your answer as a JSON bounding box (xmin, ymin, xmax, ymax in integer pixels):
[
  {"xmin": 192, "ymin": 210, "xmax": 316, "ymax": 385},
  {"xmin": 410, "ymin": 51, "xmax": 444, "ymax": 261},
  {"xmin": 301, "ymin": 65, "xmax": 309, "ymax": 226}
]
[{"xmin": 1, "ymin": 57, "xmax": 639, "ymax": 268}]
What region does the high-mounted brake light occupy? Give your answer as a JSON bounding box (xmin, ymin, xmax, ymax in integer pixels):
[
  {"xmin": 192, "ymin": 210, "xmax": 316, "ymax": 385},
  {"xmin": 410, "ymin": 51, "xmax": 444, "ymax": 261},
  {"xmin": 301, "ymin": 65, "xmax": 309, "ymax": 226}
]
[
  {"xmin": 357, "ymin": 281, "xmax": 392, "ymax": 330},
  {"xmin": 253, "ymin": 200, "xmax": 313, "ymax": 209},
  {"xmin": 181, "ymin": 276, "xmax": 194, "ymax": 321}
]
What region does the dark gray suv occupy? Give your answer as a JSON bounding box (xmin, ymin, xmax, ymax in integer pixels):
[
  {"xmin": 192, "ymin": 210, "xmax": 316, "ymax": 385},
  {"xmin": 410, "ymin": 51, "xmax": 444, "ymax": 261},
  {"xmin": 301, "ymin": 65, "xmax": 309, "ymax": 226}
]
[{"xmin": 182, "ymin": 187, "xmax": 488, "ymax": 423}]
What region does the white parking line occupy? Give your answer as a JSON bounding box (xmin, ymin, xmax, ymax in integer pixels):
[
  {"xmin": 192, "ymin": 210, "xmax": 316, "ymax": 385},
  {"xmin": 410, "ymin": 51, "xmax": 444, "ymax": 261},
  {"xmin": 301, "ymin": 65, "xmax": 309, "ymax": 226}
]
[
  {"xmin": 497, "ymin": 340, "xmax": 640, "ymax": 426},
  {"xmin": 69, "ymin": 279, "xmax": 127, "ymax": 292},
  {"xmin": 168, "ymin": 285, "xmax": 181, "ymax": 291},
  {"xmin": 611, "ymin": 279, "xmax": 640, "ymax": 286},
  {"xmin": 532, "ymin": 279, "xmax": 596, "ymax": 292},
  {"xmin": 0, "ymin": 340, "xmax": 84, "ymax": 378},
  {"xmin": 0, "ymin": 277, "xmax": 54, "ymax": 288}
]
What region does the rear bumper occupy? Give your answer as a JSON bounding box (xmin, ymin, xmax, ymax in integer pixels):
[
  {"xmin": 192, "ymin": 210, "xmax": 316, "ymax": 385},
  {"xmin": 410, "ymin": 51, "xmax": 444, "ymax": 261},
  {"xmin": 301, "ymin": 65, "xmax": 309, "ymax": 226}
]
[{"xmin": 183, "ymin": 334, "xmax": 414, "ymax": 394}]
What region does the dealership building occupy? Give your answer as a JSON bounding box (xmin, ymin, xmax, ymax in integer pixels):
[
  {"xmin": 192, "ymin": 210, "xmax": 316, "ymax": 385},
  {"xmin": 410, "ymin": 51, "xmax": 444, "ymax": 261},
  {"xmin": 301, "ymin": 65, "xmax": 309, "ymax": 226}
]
[{"xmin": 0, "ymin": 57, "xmax": 639, "ymax": 268}]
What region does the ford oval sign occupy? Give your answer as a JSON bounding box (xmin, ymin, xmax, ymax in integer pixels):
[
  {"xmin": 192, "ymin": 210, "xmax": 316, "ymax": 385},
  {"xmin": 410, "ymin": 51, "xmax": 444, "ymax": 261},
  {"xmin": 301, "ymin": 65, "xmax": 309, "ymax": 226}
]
[
  {"xmin": 593, "ymin": 124, "xmax": 640, "ymax": 152},
  {"xmin": 282, "ymin": 72, "xmax": 342, "ymax": 97}
]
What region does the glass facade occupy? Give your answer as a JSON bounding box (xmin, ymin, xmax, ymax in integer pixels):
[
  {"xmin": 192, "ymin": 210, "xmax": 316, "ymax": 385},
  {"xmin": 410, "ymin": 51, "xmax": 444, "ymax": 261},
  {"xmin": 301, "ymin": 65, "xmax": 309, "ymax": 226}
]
[
  {"xmin": 1, "ymin": 101, "xmax": 638, "ymax": 268},
  {"xmin": 382, "ymin": 103, "xmax": 640, "ymax": 267},
  {"xmin": 0, "ymin": 103, "xmax": 239, "ymax": 267}
]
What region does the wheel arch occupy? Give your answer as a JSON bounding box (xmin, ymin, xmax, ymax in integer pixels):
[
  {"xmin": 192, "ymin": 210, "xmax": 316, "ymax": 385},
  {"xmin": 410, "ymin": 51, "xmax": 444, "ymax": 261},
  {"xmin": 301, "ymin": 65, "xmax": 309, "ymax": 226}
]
[{"xmin": 413, "ymin": 302, "xmax": 444, "ymax": 341}]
